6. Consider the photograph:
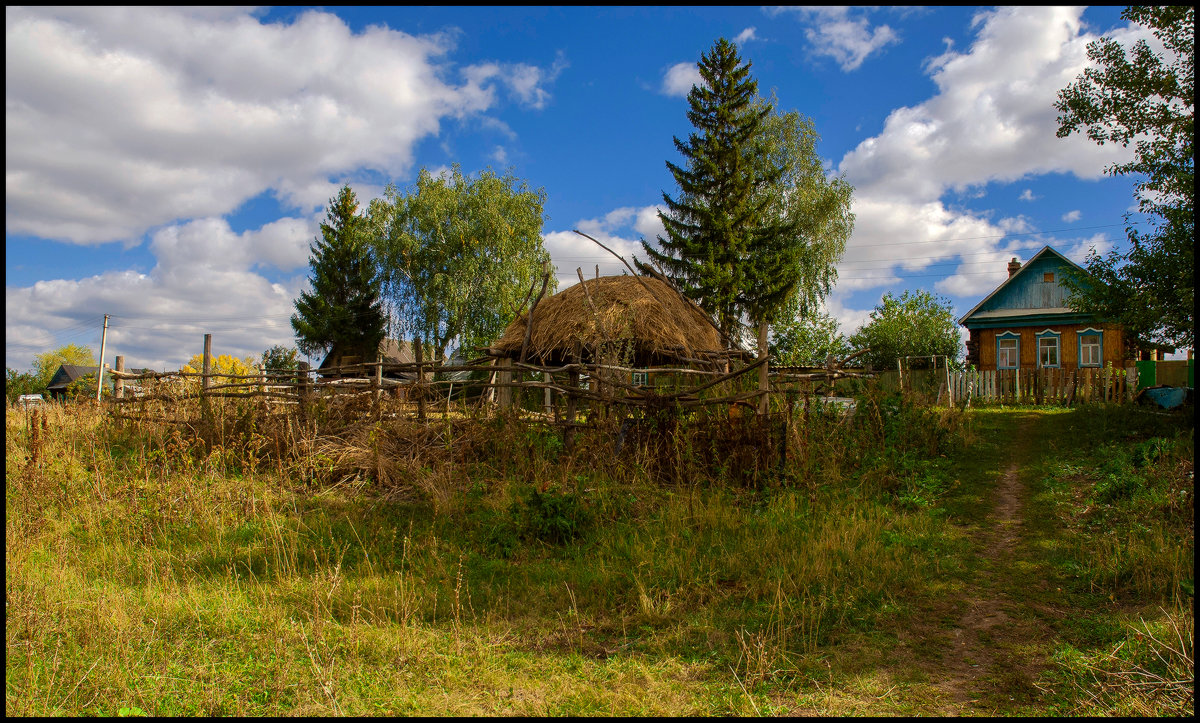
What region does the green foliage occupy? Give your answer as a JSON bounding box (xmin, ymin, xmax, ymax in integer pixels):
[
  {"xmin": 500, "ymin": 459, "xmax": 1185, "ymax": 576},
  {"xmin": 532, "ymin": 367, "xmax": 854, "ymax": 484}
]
[
  {"xmin": 260, "ymin": 345, "xmax": 300, "ymax": 373},
  {"xmin": 769, "ymin": 306, "xmax": 852, "ymax": 366},
  {"xmin": 32, "ymin": 343, "xmax": 96, "ymax": 388},
  {"xmin": 291, "ymin": 185, "xmax": 387, "ymax": 360},
  {"xmin": 369, "ymin": 165, "xmax": 553, "ymax": 361},
  {"xmin": 6, "ymin": 367, "xmax": 43, "ymax": 403},
  {"xmin": 65, "ymin": 372, "xmax": 110, "ymax": 400},
  {"xmin": 639, "ymin": 37, "xmax": 780, "ymax": 340},
  {"xmin": 512, "ymin": 486, "xmax": 592, "ymax": 545},
  {"xmin": 849, "ymin": 290, "xmax": 961, "ymax": 370},
  {"xmin": 1055, "ymin": 6, "xmax": 1194, "ymax": 348},
  {"xmin": 748, "ymin": 96, "xmax": 854, "ymax": 326}
]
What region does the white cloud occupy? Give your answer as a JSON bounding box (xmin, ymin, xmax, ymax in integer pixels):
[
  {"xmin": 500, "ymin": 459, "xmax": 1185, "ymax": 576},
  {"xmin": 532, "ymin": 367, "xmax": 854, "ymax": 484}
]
[
  {"xmin": 735, "ymin": 27, "xmax": 758, "ymax": 44},
  {"xmin": 1019, "ymin": 189, "xmax": 1039, "ymax": 201},
  {"xmin": 1061, "ymin": 209, "xmax": 1082, "ymax": 222},
  {"xmin": 771, "ymin": 7, "xmax": 899, "ymax": 71},
  {"xmin": 832, "ymin": 6, "xmax": 1138, "ymax": 303},
  {"xmin": 661, "ymin": 62, "xmax": 702, "ymax": 97},
  {"xmin": 542, "ymin": 206, "xmax": 663, "ymax": 288},
  {"xmin": 6, "ymin": 215, "xmax": 318, "ymax": 371},
  {"xmin": 5, "ymin": 6, "xmax": 560, "ymax": 245}
]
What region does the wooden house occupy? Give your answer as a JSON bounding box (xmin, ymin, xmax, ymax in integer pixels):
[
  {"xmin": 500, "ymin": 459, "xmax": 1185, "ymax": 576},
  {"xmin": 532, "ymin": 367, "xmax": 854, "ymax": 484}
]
[
  {"xmin": 45, "ymin": 364, "xmax": 108, "ymax": 399},
  {"xmin": 45, "ymin": 363, "xmax": 153, "ymax": 399},
  {"xmin": 958, "ymin": 246, "xmax": 1129, "ymax": 371}
]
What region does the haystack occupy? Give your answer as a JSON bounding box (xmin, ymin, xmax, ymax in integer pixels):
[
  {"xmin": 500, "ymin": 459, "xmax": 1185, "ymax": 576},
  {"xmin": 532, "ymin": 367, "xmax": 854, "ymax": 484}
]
[{"xmin": 488, "ymin": 275, "xmax": 722, "ymax": 365}]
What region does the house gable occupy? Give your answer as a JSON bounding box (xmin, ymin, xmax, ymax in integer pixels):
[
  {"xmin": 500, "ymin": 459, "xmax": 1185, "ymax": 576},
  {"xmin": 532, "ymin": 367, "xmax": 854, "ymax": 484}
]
[
  {"xmin": 959, "ymin": 246, "xmax": 1095, "ymax": 328},
  {"xmin": 959, "ymin": 246, "xmax": 1128, "ymax": 370}
]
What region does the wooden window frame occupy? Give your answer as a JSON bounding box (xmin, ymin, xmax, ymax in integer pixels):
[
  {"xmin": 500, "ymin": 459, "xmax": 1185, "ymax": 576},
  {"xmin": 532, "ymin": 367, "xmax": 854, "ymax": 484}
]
[
  {"xmin": 1077, "ymin": 328, "xmax": 1103, "ymax": 368},
  {"xmin": 1036, "ymin": 329, "xmax": 1062, "ymax": 369},
  {"xmin": 996, "ymin": 332, "xmax": 1020, "ymax": 370}
]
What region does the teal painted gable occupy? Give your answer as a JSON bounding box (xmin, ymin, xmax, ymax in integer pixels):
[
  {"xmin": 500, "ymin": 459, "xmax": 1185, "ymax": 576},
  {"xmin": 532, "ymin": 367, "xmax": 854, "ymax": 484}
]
[
  {"xmin": 959, "ymin": 246, "xmax": 1098, "ymax": 329},
  {"xmin": 975, "ymin": 253, "xmax": 1072, "ymax": 314}
]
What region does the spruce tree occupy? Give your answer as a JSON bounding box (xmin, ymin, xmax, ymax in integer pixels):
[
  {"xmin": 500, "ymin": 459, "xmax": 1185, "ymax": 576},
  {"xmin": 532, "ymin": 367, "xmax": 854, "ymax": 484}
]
[
  {"xmin": 639, "ymin": 38, "xmax": 785, "ymax": 342},
  {"xmin": 291, "ymin": 185, "xmax": 386, "ymax": 363}
]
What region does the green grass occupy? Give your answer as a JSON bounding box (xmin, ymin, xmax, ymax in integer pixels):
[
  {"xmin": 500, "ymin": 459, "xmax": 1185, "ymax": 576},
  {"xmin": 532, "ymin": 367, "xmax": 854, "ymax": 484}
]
[{"xmin": 5, "ymin": 395, "xmax": 1193, "ymax": 715}]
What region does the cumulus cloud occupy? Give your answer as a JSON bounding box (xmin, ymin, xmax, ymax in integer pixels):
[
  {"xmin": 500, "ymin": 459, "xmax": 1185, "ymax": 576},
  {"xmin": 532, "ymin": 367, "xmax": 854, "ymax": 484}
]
[
  {"xmin": 542, "ymin": 206, "xmax": 664, "ymax": 288},
  {"xmin": 771, "ymin": 7, "xmax": 899, "ymax": 71},
  {"xmin": 811, "ymin": 7, "xmax": 1149, "ymax": 337},
  {"xmin": 1061, "ymin": 209, "xmax": 1082, "ymax": 222},
  {"xmin": 1019, "ymin": 189, "xmax": 1039, "ymax": 201},
  {"xmin": 826, "ymin": 6, "xmax": 1139, "ymax": 324},
  {"xmin": 5, "ymin": 6, "xmax": 560, "ymax": 244},
  {"xmin": 6, "ymin": 215, "xmax": 318, "ymax": 370},
  {"xmin": 661, "ymin": 62, "xmax": 702, "ymax": 97}
]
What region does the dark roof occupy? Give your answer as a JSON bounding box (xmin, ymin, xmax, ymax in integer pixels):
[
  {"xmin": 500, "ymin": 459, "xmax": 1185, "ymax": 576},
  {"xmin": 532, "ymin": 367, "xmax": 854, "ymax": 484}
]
[{"xmin": 46, "ymin": 364, "xmax": 103, "ymax": 391}]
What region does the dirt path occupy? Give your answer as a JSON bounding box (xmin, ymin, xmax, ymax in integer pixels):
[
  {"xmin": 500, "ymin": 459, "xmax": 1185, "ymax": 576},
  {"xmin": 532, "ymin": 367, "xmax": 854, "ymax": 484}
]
[{"xmin": 933, "ymin": 413, "xmax": 1043, "ymax": 713}]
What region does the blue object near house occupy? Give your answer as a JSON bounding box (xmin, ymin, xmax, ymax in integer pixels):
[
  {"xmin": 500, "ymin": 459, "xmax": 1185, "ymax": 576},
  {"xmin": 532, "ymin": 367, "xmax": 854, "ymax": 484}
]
[{"xmin": 1141, "ymin": 386, "xmax": 1188, "ymax": 410}]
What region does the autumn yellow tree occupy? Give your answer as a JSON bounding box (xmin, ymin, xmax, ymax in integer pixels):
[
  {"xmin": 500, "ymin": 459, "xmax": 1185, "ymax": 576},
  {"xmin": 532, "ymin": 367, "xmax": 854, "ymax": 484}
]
[{"xmin": 180, "ymin": 353, "xmax": 258, "ymax": 393}]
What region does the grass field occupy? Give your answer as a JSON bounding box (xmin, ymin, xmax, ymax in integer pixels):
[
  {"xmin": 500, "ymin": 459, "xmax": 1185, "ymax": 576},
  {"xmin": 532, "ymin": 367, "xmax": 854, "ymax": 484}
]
[{"xmin": 5, "ymin": 394, "xmax": 1193, "ymax": 715}]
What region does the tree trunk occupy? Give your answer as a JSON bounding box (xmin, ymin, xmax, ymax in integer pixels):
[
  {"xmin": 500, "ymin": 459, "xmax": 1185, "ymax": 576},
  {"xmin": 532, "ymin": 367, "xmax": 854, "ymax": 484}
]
[{"xmin": 757, "ymin": 322, "xmax": 769, "ymax": 415}]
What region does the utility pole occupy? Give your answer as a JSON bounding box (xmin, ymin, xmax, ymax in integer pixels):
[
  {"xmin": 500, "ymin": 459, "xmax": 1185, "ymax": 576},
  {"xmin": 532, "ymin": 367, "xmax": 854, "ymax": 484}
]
[{"xmin": 96, "ymin": 314, "xmax": 110, "ymax": 402}]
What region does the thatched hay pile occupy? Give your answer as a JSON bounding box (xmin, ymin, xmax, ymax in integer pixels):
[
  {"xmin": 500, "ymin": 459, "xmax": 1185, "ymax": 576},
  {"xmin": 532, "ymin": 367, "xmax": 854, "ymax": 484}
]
[{"xmin": 489, "ymin": 275, "xmax": 722, "ymax": 364}]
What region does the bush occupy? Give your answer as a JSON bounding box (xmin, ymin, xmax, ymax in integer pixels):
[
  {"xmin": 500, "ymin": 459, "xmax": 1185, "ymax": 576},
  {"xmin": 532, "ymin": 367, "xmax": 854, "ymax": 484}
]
[{"xmin": 513, "ymin": 485, "xmax": 592, "ymax": 544}]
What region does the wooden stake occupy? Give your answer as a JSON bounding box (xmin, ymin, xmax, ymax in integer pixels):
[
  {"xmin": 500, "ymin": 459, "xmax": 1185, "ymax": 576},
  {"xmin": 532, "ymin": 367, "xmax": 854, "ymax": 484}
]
[
  {"xmin": 414, "ymin": 337, "xmax": 426, "ymax": 421},
  {"xmin": 114, "ymin": 355, "xmax": 124, "ymax": 399},
  {"xmin": 202, "ymin": 333, "xmax": 212, "ymax": 394}
]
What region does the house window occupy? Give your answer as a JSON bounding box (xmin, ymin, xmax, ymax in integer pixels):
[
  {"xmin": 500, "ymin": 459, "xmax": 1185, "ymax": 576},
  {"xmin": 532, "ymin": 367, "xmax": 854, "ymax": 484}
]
[
  {"xmin": 632, "ymin": 371, "xmax": 649, "ymax": 387},
  {"xmin": 1043, "ymin": 272, "xmax": 1055, "ymax": 283},
  {"xmin": 1078, "ymin": 329, "xmax": 1103, "ymax": 367},
  {"xmin": 1037, "ymin": 331, "xmax": 1061, "ymax": 368},
  {"xmin": 997, "ymin": 334, "xmax": 1019, "ymax": 369}
]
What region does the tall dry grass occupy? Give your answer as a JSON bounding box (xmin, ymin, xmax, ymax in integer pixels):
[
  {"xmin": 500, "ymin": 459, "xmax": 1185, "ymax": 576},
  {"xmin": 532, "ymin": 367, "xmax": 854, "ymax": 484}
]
[{"xmin": 7, "ymin": 389, "xmax": 971, "ymax": 715}]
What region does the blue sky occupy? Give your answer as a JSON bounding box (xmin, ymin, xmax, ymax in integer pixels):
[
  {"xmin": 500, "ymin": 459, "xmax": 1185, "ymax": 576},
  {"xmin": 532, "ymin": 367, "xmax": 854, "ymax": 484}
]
[{"xmin": 6, "ymin": 6, "xmax": 1155, "ymax": 371}]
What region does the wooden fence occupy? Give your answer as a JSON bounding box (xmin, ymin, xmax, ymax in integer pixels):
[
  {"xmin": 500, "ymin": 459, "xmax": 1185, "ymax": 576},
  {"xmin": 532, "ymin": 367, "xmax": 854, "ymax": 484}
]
[
  {"xmin": 946, "ymin": 366, "xmax": 1138, "ymax": 405},
  {"xmin": 103, "ymin": 355, "xmax": 877, "ymax": 421}
]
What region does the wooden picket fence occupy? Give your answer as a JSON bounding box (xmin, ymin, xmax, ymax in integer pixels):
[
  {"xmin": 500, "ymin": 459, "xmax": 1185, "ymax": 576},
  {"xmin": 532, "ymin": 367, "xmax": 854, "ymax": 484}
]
[{"xmin": 946, "ymin": 366, "xmax": 1138, "ymax": 406}]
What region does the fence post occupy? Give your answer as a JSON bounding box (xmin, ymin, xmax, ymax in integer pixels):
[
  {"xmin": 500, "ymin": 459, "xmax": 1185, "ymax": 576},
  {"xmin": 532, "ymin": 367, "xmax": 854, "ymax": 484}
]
[
  {"xmin": 757, "ymin": 322, "xmax": 770, "ymax": 415},
  {"xmin": 543, "ymin": 370, "xmax": 552, "ymax": 417},
  {"xmin": 114, "ymin": 355, "xmax": 125, "ymax": 399},
  {"xmin": 297, "ymin": 361, "xmax": 310, "ymax": 407},
  {"xmin": 258, "ymin": 364, "xmax": 268, "ymax": 412},
  {"xmin": 373, "ymin": 353, "xmax": 383, "ymax": 417},
  {"xmin": 497, "ymin": 357, "xmax": 513, "ymax": 410},
  {"xmin": 564, "ymin": 341, "xmax": 580, "ymax": 454},
  {"xmin": 202, "ymin": 333, "xmax": 213, "ymax": 395},
  {"xmin": 414, "ymin": 337, "xmax": 426, "ymax": 421}
]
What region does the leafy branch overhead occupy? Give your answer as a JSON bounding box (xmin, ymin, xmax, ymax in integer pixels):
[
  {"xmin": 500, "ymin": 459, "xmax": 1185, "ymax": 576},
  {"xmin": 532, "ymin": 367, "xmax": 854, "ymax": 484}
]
[{"xmin": 1055, "ymin": 5, "xmax": 1194, "ymax": 349}]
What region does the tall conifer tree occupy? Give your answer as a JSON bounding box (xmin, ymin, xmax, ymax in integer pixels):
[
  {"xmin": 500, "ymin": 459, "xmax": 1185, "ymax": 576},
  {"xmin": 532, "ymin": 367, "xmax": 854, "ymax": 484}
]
[
  {"xmin": 639, "ymin": 38, "xmax": 786, "ymax": 343},
  {"xmin": 291, "ymin": 185, "xmax": 386, "ymax": 362}
]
